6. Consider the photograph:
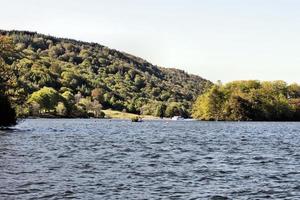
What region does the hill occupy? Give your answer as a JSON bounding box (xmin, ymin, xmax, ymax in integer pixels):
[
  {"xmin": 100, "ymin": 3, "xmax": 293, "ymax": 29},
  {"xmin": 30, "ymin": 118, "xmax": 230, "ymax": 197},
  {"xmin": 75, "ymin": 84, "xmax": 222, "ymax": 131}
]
[{"xmin": 0, "ymin": 30, "xmax": 211, "ymax": 118}]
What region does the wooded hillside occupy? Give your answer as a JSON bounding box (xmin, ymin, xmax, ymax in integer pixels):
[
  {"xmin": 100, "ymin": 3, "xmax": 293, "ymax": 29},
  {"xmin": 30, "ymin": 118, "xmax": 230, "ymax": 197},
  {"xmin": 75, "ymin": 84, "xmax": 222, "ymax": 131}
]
[{"xmin": 0, "ymin": 30, "xmax": 210, "ymax": 118}]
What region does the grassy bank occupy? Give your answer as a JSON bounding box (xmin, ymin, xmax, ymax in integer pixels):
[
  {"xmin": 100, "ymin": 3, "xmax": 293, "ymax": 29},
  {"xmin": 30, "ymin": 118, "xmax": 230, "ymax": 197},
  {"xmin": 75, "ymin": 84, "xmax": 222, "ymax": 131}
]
[{"xmin": 102, "ymin": 109, "xmax": 159, "ymax": 120}]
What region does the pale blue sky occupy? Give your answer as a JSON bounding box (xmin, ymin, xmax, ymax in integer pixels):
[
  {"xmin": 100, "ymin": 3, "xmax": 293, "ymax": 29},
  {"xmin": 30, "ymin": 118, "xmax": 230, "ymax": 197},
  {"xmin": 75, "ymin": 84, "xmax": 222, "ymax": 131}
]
[{"xmin": 1, "ymin": 0, "xmax": 300, "ymax": 83}]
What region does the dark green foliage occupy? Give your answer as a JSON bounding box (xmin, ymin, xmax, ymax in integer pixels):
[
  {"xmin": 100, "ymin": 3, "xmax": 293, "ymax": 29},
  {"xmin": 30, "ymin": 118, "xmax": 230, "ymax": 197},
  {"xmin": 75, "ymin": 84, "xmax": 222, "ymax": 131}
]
[
  {"xmin": 193, "ymin": 80, "xmax": 300, "ymax": 121},
  {"xmin": 0, "ymin": 30, "xmax": 210, "ymax": 118},
  {"xmin": 155, "ymin": 103, "xmax": 167, "ymax": 118},
  {"xmin": 0, "ymin": 36, "xmax": 17, "ymax": 127},
  {"xmin": 165, "ymin": 102, "xmax": 189, "ymax": 118},
  {"xmin": 0, "ymin": 94, "xmax": 17, "ymax": 127}
]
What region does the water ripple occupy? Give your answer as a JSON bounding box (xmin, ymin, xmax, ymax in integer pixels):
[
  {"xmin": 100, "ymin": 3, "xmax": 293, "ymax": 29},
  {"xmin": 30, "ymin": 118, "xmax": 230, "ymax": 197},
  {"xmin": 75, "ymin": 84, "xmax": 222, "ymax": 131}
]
[{"xmin": 0, "ymin": 119, "xmax": 299, "ymax": 199}]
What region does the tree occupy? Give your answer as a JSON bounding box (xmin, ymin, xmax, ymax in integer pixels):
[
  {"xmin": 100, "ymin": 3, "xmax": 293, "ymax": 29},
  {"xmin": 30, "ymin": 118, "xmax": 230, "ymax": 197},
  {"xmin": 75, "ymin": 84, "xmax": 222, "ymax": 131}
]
[
  {"xmin": 165, "ymin": 102, "xmax": 188, "ymax": 118},
  {"xmin": 91, "ymin": 88, "xmax": 105, "ymax": 103},
  {"xmin": 28, "ymin": 87, "xmax": 61, "ymax": 112},
  {"xmin": 62, "ymin": 91, "xmax": 75, "ymax": 103},
  {"xmin": 134, "ymin": 75, "xmax": 145, "ymax": 89},
  {"xmin": 0, "ymin": 35, "xmax": 18, "ymax": 91},
  {"xmin": 192, "ymin": 85, "xmax": 224, "ymax": 120},
  {"xmin": 0, "ymin": 36, "xmax": 17, "ymax": 127},
  {"xmin": 48, "ymin": 44, "xmax": 64, "ymax": 58},
  {"xmin": 223, "ymin": 95, "xmax": 253, "ymax": 121},
  {"xmin": 0, "ymin": 30, "xmax": 211, "ymax": 119},
  {"xmin": 154, "ymin": 102, "xmax": 166, "ymax": 118},
  {"xmin": 0, "ymin": 94, "xmax": 17, "ymax": 127},
  {"xmin": 193, "ymin": 80, "xmax": 300, "ymax": 121},
  {"xmin": 288, "ymin": 83, "xmax": 300, "ymax": 98},
  {"xmin": 91, "ymin": 100, "xmax": 104, "ymax": 118},
  {"xmin": 0, "ymin": 36, "xmax": 15, "ymax": 63}
]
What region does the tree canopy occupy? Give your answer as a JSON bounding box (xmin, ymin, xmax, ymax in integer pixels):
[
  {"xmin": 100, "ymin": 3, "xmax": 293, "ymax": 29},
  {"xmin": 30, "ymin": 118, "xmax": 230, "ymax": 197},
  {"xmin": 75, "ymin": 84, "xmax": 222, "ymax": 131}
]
[
  {"xmin": 0, "ymin": 30, "xmax": 211, "ymax": 118},
  {"xmin": 28, "ymin": 87, "xmax": 61, "ymax": 112},
  {"xmin": 0, "ymin": 36, "xmax": 18, "ymax": 127},
  {"xmin": 192, "ymin": 80, "xmax": 300, "ymax": 121}
]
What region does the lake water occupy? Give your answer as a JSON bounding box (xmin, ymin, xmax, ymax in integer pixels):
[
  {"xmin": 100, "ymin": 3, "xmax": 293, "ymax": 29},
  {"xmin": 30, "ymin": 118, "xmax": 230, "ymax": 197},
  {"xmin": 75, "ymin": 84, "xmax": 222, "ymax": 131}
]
[{"xmin": 0, "ymin": 119, "xmax": 299, "ymax": 200}]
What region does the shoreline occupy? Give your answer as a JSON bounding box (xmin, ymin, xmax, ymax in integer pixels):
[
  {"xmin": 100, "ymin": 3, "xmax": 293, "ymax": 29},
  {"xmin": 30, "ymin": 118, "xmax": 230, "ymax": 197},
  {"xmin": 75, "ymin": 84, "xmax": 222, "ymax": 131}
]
[{"xmin": 18, "ymin": 117, "xmax": 300, "ymax": 122}]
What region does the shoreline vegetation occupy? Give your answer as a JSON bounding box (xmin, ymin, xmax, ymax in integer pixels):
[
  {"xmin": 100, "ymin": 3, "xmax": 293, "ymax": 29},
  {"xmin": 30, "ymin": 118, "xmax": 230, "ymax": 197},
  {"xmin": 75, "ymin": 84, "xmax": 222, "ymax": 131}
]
[
  {"xmin": 0, "ymin": 30, "xmax": 210, "ymax": 126},
  {"xmin": 0, "ymin": 30, "xmax": 300, "ymax": 126},
  {"xmin": 192, "ymin": 80, "xmax": 300, "ymax": 121},
  {"xmin": 23, "ymin": 109, "xmax": 188, "ymax": 121},
  {"xmin": 23, "ymin": 109, "xmax": 160, "ymax": 120},
  {"xmin": 102, "ymin": 109, "xmax": 159, "ymax": 120}
]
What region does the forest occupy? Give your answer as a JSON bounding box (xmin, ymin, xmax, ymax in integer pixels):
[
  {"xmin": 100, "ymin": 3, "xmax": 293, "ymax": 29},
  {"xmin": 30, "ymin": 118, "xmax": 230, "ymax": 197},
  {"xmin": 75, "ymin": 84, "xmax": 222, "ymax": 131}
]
[
  {"xmin": 1, "ymin": 30, "xmax": 300, "ymax": 124},
  {"xmin": 0, "ymin": 30, "xmax": 210, "ymax": 121},
  {"xmin": 192, "ymin": 80, "xmax": 300, "ymax": 121}
]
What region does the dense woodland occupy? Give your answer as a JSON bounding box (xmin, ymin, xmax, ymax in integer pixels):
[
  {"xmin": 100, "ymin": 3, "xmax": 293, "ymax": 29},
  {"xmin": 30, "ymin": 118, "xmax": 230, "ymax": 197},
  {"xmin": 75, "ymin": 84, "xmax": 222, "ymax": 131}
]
[
  {"xmin": 192, "ymin": 80, "xmax": 300, "ymax": 121},
  {"xmin": 0, "ymin": 30, "xmax": 210, "ymax": 120},
  {"xmin": 0, "ymin": 35, "xmax": 17, "ymax": 127},
  {"xmin": 1, "ymin": 30, "xmax": 299, "ymax": 123}
]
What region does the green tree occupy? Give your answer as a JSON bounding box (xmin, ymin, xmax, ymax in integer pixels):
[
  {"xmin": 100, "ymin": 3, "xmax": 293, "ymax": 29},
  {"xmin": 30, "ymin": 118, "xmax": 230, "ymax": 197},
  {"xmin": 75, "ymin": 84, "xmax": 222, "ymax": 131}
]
[
  {"xmin": 28, "ymin": 87, "xmax": 61, "ymax": 112},
  {"xmin": 193, "ymin": 80, "xmax": 299, "ymax": 121},
  {"xmin": 154, "ymin": 102, "xmax": 166, "ymax": 118},
  {"xmin": 0, "ymin": 30, "xmax": 211, "ymax": 118},
  {"xmin": 134, "ymin": 75, "xmax": 145, "ymax": 89},
  {"xmin": 0, "ymin": 36, "xmax": 17, "ymax": 127},
  {"xmin": 192, "ymin": 85, "xmax": 224, "ymax": 120},
  {"xmin": 165, "ymin": 102, "xmax": 188, "ymax": 118}
]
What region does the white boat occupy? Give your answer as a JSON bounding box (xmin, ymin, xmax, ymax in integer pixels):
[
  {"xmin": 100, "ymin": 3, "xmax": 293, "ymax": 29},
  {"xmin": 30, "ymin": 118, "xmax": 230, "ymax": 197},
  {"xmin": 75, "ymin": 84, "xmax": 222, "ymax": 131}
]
[{"xmin": 171, "ymin": 116, "xmax": 184, "ymax": 120}]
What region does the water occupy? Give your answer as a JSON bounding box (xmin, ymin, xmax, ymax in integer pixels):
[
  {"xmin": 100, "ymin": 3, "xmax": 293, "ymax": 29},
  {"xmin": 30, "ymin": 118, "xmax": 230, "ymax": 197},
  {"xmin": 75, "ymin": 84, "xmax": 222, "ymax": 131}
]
[{"xmin": 0, "ymin": 119, "xmax": 299, "ymax": 200}]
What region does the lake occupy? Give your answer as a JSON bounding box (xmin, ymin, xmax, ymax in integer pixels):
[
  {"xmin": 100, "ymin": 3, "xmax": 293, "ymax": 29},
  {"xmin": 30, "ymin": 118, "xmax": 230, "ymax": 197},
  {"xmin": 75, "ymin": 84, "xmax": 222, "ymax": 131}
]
[{"xmin": 0, "ymin": 119, "xmax": 299, "ymax": 199}]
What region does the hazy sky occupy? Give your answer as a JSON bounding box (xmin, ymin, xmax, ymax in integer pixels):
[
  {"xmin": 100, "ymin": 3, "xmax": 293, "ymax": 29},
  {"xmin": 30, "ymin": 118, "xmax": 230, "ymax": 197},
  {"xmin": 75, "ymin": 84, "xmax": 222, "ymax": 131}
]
[{"xmin": 1, "ymin": 0, "xmax": 300, "ymax": 83}]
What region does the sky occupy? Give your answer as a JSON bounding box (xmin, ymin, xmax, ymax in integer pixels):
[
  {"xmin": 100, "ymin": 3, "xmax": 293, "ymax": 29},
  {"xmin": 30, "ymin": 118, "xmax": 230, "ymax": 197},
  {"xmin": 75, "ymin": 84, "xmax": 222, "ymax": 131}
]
[{"xmin": 1, "ymin": 0, "xmax": 300, "ymax": 83}]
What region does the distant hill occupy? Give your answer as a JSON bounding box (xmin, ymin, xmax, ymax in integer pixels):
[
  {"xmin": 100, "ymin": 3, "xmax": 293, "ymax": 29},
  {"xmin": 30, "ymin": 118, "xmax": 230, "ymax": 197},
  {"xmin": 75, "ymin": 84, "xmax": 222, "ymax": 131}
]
[{"xmin": 0, "ymin": 30, "xmax": 211, "ymax": 118}]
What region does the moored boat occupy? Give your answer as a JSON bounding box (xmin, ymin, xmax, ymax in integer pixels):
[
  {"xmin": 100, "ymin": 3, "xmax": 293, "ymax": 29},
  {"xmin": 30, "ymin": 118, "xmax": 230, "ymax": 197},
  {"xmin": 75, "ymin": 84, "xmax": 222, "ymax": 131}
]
[{"xmin": 171, "ymin": 116, "xmax": 184, "ymax": 120}]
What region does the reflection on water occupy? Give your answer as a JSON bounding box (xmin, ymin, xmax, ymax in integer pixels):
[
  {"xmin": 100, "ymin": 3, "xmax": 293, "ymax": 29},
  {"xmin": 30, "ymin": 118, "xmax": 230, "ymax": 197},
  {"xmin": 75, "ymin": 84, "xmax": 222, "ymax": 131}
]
[{"xmin": 0, "ymin": 119, "xmax": 299, "ymax": 199}]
